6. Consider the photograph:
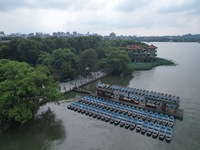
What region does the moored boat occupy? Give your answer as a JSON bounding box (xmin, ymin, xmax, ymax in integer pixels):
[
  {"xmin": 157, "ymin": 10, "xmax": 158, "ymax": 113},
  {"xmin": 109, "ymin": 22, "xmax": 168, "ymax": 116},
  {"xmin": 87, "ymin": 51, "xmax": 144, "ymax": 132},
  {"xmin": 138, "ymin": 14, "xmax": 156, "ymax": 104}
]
[
  {"xmin": 147, "ymin": 111, "xmax": 153, "ymax": 122},
  {"xmin": 157, "ymin": 117, "xmax": 163, "ymax": 124},
  {"xmin": 81, "ymin": 108, "xmax": 86, "ymax": 114},
  {"xmin": 157, "ymin": 113, "xmax": 163, "ymax": 124},
  {"xmin": 162, "ymin": 115, "xmax": 169, "ymax": 126},
  {"xmin": 151, "ymin": 112, "xmax": 158, "ymax": 123},
  {"xmin": 125, "ymin": 120, "xmax": 131, "ymax": 129},
  {"xmin": 130, "ymin": 119, "xmax": 137, "ymax": 130},
  {"xmin": 93, "ymin": 112, "xmax": 98, "ymax": 118},
  {"xmin": 97, "ymin": 113, "xmax": 102, "ymax": 119},
  {"xmin": 73, "ymin": 106, "xmax": 78, "ymax": 111},
  {"xmin": 159, "ymin": 126, "xmax": 166, "ymax": 140},
  {"xmin": 147, "ymin": 123, "xmax": 154, "ymax": 136},
  {"xmin": 141, "ymin": 121, "xmax": 148, "ymax": 134},
  {"xmin": 127, "ymin": 111, "xmax": 132, "ymax": 116},
  {"xmin": 136, "ymin": 119, "xmax": 143, "ymax": 132},
  {"xmin": 120, "ymin": 120, "xmax": 125, "ymax": 127},
  {"xmin": 101, "ymin": 114, "xmax": 105, "ymax": 121},
  {"xmin": 67, "ymin": 105, "xmax": 72, "ymax": 109},
  {"xmin": 165, "ymin": 127, "xmax": 173, "ymax": 142},
  {"xmin": 141, "ymin": 111, "xmax": 147, "ymax": 120},
  {"xmin": 118, "ymin": 108, "xmax": 123, "ymax": 114},
  {"xmin": 152, "ymin": 124, "xmax": 160, "ymax": 138},
  {"xmin": 132, "ymin": 111, "xmax": 137, "ymax": 118},
  {"xmin": 88, "ymin": 111, "xmax": 93, "ymax": 116},
  {"xmin": 137, "ymin": 112, "xmax": 142, "ymax": 118},
  {"xmin": 114, "ymin": 118, "xmax": 120, "ymax": 125},
  {"xmin": 77, "ymin": 107, "xmax": 82, "ymax": 113},
  {"xmin": 110, "ymin": 117, "xmax": 115, "ymax": 124},
  {"xmin": 123, "ymin": 109, "xmax": 128, "ymax": 115},
  {"xmin": 168, "ymin": 116, "xmax": 174, "ymax": 127},
  {"xmin": 105, "ymin": 115, "xmax": 111, "ymax": 122}
]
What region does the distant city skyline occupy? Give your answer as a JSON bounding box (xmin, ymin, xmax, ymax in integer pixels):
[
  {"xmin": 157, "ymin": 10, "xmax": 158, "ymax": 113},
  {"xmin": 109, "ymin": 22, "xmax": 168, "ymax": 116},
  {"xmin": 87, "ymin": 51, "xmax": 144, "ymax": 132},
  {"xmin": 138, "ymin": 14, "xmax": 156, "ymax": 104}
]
[
  {"xmin": 1, "ymin": 31, "xmax": 199, "ymax": 38},
  {"xmin": 0, "ymin": 0, "xmax": 199, "ymax": 36}
]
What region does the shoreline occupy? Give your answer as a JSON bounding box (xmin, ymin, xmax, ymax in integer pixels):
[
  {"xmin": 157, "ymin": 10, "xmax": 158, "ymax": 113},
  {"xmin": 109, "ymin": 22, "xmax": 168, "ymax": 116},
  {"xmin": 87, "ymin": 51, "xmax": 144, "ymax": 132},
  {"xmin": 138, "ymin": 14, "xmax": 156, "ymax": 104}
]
[{"xmin": 60, "ymin": 58, "xmax": 176, "ymax": 94}]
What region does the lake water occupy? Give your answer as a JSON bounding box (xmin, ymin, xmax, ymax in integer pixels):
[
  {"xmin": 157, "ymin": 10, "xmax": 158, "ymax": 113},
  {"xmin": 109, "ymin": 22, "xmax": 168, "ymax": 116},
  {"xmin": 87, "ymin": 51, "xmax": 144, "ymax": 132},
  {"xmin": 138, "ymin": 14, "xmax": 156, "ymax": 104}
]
[{"xmin": 0, "ymin": 42, "xmax": 200, "ymax": 150}]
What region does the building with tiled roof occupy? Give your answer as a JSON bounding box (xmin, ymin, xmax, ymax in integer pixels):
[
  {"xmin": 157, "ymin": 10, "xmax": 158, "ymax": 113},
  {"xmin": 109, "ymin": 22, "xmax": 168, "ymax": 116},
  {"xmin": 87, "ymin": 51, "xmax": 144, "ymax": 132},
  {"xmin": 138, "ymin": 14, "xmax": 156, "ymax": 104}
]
[
  {"xmin": 148, "ymin": 44, "xmax": 158, "ymax": 49},
  {"xmin": 125, "ymin": 44, "xmax": 157, "ymax": 62}
]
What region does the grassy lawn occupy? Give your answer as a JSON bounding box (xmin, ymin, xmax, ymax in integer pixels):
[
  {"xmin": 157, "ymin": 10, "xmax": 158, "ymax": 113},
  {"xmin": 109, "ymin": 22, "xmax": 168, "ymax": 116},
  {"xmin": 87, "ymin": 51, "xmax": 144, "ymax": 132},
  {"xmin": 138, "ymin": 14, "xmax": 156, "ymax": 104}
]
[{"xmin": 131, "ymin": 57, "xmax": 176, "ymax": 70}]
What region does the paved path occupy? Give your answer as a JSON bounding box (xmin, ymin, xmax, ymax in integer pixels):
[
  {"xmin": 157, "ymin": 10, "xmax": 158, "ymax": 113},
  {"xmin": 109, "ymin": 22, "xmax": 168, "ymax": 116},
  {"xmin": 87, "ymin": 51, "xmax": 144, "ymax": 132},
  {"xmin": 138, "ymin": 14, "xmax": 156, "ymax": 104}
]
[{"xmin": 59, "ymin": 71, "xmax": 108, "ymax": 93}]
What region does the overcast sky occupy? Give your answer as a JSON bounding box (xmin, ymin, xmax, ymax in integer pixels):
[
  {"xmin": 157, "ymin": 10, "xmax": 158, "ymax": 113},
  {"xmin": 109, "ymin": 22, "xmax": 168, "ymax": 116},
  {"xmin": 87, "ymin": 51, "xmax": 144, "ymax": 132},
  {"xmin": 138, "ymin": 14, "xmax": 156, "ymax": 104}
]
[{"xmin": 0, "ymin": 0, "xmax": 199, "ymax": 36}]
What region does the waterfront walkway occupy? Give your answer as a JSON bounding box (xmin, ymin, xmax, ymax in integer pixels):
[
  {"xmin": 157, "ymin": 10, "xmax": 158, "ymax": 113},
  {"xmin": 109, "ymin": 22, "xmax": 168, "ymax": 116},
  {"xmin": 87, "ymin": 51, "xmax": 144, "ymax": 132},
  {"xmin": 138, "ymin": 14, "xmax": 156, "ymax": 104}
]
[{"xmin": 59, "ymin": 71, "xmax": 108, "ymax": 94}]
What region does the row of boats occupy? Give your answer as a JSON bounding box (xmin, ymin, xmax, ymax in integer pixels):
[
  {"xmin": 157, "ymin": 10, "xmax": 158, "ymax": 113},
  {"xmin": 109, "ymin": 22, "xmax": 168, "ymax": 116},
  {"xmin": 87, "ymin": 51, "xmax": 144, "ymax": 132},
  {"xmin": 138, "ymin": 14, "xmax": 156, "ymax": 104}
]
[
  {"xmin": 81, "ymin": 95, "xmax": 174, "ymax": 126},
  {"xmin": 109, "ymin": 85, "xmax": 180, "ymax": 104},
  {"xmin": 113, "ymin": 90, "xmax": 178, "ymax": 109},
  {"xmin": 67, "ymin": 95, "xmax": 173, "ymax": 142}
]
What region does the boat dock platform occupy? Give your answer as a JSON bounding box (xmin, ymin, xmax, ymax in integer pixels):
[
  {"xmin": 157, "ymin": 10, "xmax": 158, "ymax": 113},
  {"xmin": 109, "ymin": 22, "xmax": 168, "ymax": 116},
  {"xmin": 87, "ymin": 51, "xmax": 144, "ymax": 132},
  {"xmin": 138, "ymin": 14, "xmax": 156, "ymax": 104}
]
[
  {"xmin": 106, "ymin": 95, "xmax": 183, "ymax": 120},
  {"xmin": 96, "ymin": 84, "xmax": 183, "ymax": 120}
]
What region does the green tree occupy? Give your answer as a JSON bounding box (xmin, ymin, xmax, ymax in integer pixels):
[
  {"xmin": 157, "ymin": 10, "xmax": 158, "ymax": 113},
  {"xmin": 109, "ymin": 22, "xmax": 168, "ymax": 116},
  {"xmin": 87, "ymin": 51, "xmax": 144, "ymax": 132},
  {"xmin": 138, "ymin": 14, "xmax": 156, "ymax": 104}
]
[
  {"xmin": 51, "ymin": 48, "xmax": 78, "ymax": 81},
  {"xmin": 51, "ymin": 48, "xmax": 77, "ymax": 69},
  {"xmin": 0, "ymin": 45, "xmax": 10, "ymax": 58},
  {"xmin": 16, "ymin": 39, "xmax": 42, "ymax": 65},
  {"xmin": 102, "ymin": 48, "xmax": 133, "ymax": 74},
  {"xmin": 40, "ymin": 37, "xmax": 56, "ymax": 53},
  {"xmin": 78, "ymin": 48, "xmax": 99, "ymax": 72},
  {"xmin": 36, "ymin": 52, "xmax": 53, "ymax": 68},
  {"xmin": 0, "ymin": 59, "xmax": 63, "ymax": 128},
  {"xmin": 59, "ymin": 61, "xmax": 76, "ymax": 81},
  {"xmin": 68, "ymin": 36, "xmax": 102, "ymax": 53}
]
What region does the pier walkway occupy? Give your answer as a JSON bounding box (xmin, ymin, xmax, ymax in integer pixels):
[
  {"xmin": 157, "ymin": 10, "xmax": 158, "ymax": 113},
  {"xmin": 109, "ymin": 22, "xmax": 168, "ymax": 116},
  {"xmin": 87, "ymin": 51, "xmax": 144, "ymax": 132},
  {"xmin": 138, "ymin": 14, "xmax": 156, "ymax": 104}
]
[{"xmin": 60, "ymin": 71, "xmax": 108, "ymax": 94}]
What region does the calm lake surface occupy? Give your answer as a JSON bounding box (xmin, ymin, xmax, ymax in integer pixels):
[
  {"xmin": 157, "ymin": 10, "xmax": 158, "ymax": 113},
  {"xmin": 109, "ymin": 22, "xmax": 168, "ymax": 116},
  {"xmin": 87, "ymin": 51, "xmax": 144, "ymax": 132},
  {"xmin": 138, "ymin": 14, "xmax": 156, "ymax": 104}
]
[{"xmin": 0, "ymin": 42, "xmax": 200, "ymax": 150}]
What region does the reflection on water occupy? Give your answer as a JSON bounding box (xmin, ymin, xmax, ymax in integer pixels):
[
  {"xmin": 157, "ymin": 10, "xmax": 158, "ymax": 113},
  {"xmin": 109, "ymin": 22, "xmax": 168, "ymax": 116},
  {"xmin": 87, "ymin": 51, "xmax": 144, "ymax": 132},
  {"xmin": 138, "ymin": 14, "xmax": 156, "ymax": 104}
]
[
  {"xmin": 64, "ymin": 91, "xmax": 85, "ymax": 101},
  {"xmin": 0, "ymin": 108, "xmax": 66, "ymax": 150},
  {"xmin": 101, "ymin": 74, "xmax": 133, "ymax": 86},
  {"xmin": 83, "ymin": 74, "xmax": 133, "ymax": 92}
]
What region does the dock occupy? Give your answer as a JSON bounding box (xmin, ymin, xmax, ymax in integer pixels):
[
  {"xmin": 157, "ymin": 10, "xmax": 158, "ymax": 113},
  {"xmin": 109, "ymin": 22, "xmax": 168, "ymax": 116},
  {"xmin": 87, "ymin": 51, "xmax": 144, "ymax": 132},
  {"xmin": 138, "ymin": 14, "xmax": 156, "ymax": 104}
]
[
  {"xmin": 96, "ymin": 84, "xmax": 183, "ymax": 120},
  {"xmin": 107, "ymin": 95, "xmax": 183, "ymax": 120}
]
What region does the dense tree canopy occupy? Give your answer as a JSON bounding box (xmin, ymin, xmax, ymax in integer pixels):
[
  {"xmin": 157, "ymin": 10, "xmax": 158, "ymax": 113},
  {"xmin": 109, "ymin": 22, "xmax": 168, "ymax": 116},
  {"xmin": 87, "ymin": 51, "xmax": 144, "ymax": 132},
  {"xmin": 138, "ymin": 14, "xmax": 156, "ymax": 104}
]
[
  {"xmin": 37, "ymin": 48, "xmax": 78, "ymax": 81},
  {"xmin": 0, "ymin": 36, "xmax": 146, "ymax": 81},
  {"xmin": 100, "ymin": 48, "xmax": 133, "ymax": 74},
  {"xmin": 78, "ymin": 49, "xmax": 99, "ymax": 72},
  {"xmin": 0, "ymin": 59, "xmax": 63, "ymax": 128}
]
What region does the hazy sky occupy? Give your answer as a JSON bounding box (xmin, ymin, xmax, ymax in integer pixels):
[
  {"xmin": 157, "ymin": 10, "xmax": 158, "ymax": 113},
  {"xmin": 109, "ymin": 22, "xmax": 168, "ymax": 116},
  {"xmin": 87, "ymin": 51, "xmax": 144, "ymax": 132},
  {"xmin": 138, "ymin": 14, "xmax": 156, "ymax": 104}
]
[{"xmin": 0, "ymin": 0, "xmax": 199, "ymax": 36}]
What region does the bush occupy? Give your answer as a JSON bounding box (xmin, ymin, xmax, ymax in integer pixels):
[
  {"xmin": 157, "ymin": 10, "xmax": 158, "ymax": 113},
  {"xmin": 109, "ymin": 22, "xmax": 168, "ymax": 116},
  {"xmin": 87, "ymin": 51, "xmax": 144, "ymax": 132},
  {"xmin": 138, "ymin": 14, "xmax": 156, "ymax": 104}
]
[{"xmin": 131, "ymin": 57, "xmax": 176, "ymax": 70}]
